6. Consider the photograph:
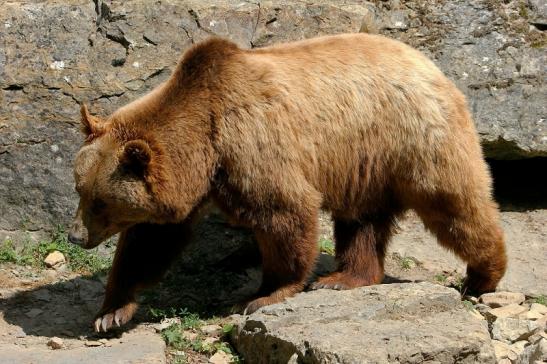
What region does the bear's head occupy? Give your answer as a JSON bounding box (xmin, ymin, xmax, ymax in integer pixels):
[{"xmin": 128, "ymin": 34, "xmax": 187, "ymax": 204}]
[{"xmin": 68, "ymin": 104, "xmax": 169, "ymax": 249}]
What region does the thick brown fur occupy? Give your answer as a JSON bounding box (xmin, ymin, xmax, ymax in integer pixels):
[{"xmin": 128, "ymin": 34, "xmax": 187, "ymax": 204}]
[{"xmin": 69, "ymin": 34, "xmax": 507, "ymax": 331}]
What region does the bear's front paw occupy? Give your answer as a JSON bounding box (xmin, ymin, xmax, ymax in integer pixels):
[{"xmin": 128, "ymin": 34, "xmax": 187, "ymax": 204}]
[{"xmin": 94, "ymin": 301, "xmax": 138, "ymax": 332}]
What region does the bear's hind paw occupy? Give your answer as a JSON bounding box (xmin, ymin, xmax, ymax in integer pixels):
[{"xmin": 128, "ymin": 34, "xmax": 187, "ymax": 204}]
[{"xmin": 310, "ymin": 272, "xmax": 379, "ymax": 291}]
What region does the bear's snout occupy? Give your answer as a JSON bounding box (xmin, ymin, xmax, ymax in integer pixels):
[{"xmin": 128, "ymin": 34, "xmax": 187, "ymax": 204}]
[
  {"xmin": 68, "ymin": 218, "xmax": 88, "ymax": 247},
  {"xmin": 68, "ymin": 230, "xmax": 85, "ymax": 246}
]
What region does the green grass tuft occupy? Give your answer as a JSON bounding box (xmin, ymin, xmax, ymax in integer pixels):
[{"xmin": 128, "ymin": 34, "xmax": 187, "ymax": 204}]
[
  {"xmin": 319, "ymin": 237, "xmax": 335, "ymax": 255},
  {"xmin": 453, "ymin": 275, "xmax": 465, "ymax": 292},
  {"xmin": 534, "ymin": 295, "xmax": 546, "ymax": 305},
  {"xmin": 399, "ymin": 256, "xmax": 415, "ymax": 270},
  {"xmin": 0, "ymin": 240, "xmax": 20, "ymax": 264},
  {"xmin": 462, "ymin": 300, "xmax": 474, "ymax": 311},
  {"xmin": 434, "ymin": 273, "xmax": 448, "ymax": 283}
]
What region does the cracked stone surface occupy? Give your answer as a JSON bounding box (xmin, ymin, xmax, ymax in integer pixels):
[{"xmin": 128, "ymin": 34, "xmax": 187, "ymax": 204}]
[
  {"xmin": 232, "ymin": 282, "xmax": 496, "ymax": 363},
  {"xmin": 0, "ymin": 0, "xmax": 545, "ymax": 235}
]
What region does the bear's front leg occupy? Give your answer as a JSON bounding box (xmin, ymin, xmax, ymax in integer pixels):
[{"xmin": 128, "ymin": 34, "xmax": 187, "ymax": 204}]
[
  {"xmin": 95, "ymin": 222, "xmax": 191, "ymax": 332},
  {"xmin": 243, "ymin": 210, "xmax": 319, "ymax": 314}
]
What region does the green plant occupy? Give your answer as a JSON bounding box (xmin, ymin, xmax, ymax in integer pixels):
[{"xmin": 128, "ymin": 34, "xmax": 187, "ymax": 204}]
[
  {"xmin": 0, "ymin": 240, "xmax": 18, "ymax": 263},
  {"xmin": 162, "ymin": 324, "xmax": 187, "ymax": 349},
  {"xmin": 462, "ymin": 300, "xmax": 474, "ymax": 311},
  {"xmin": 222, "ymin": 323, "xmax": 234, "ymax": 336},
  {"xmin": 319, "ymin": 237, "xmax": 335, "ymax": 255},
  {"xmin": 434, "ymin": 274, "xmax": 447, "ymax": 283},
  {"xmin": 399, "ymin": 256, "xmax": 415, "ymax": 270},
  {"xmin": 453, "ymin": 276, "xmax": 465, "ymax": 292},
  {"xmin": 534, "ymin": 295, "xmax": 546, "ymax": 305}
]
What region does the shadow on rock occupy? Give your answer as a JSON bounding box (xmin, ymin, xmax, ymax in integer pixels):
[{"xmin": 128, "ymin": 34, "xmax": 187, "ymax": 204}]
[
  {"xmin": 0, "ymin": 273, "xmax": 135, "ymax": 339},
  {"xmin": 0, "ymin": 212, "xmax": 262, "ymax": 338},
  {"xmin": 1, "ymin": 211, "xmax": 418, "ymax": 340}
]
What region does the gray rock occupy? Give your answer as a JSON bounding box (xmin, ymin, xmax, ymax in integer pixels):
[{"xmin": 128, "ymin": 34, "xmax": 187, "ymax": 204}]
[
  {"xmin": 0, "ymin": 0, "xmax": 545, "ymax": 235},
  {"xmin": 492, "ymin": 317, "xmax": 539, "ymax": 343},
  {"xmin": 516, "ymin": 338, "xmax": 547, "ymax": 364},
  {"xmin": 486, "ymin": 303, "xmax": 529, "ymax": 320},
  {"xmin": 47, "ymin": 337, "xmax": 63, "ymax": 350},
  {"xmin": 492, "ymin": 339, "xmax": 512, "ymax": 361},
  {"xmin": 200, "ymin": 324, "xmax": 223, "ymax": 337},
  {"xmin": 43, "ymin": 251, "xmax": 66, "ymax": 269},
  {"xmin": 531, "ymin": 303, "xmax": 547, "ymax": 316},
  {"xmin": 232, "ymin": 282, "xmax": 495, "ymax": 363},
  {"xmin": 480, "ymin": 292, "xmax": 526, "ymax": 308},
  {"xmin": 529, "ymin": 0, "xmax": 547, "ymax": 25}
]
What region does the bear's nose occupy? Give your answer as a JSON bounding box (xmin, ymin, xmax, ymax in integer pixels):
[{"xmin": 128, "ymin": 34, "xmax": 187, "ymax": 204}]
[{"xmin": 68, "ymin": 232, "xmax": 84, "ymax": 246}]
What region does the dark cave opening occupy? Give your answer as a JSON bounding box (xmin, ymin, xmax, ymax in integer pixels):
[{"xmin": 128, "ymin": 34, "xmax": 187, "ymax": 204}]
[{"xmin": 487, "ymin": 157, "xmax": 547, "ymax": 211}]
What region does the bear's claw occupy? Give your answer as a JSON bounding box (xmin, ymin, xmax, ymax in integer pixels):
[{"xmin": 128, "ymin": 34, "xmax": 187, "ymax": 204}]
[{"xmin": 94, "ymin": 302, "xmax": 138, "ymax": 332}]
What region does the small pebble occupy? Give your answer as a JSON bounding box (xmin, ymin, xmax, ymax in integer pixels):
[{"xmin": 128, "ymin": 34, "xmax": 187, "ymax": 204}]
[
  {"xmin": 98, "ymin": 338, "xmax": 112, "ymax": 347},
  {"xmin": 44, "ymin": 251, "xmax": 66, "ymax": 269},
  {"xmin": 464, "ymin": 295, "xmax": 479, "ymax": 304},
  {"xmin": 47, "ymin": 337, "xmax": 64, "ymax": 350},
  {"xmin": 153, "ymin": 317, "xmax": 180, "ymax": 332},
  {"xmin": 201, "ymin": 324, "xmax": 223, "ymax": 336},
  {"xmin": 84, "ymin": 340, "xmax": 103, "ymax": 347},
  {"xmin": 203, "ymin": 337, "xmax": 219, "ymax": 345}
]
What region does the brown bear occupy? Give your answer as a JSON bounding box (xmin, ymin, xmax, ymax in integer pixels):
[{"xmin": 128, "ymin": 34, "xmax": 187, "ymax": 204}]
[{"xmin": 68, "ymin": 33, "xmax": 507, "ymax": 332}]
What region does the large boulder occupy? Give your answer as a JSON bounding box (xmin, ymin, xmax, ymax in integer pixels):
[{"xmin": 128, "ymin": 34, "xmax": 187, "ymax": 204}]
[
  {"xmin": 232, "ymin": 282, "xmax": 496, "ymax": 363},
  {"xmin": 1, "ymin": 0, "xmax": 545, "ymax": 234}
]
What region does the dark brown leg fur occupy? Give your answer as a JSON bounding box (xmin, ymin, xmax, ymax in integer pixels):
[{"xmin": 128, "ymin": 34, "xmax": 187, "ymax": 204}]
[
  {"xmin": 95, "ymin": 222, "xmax": 191, "ymax": 332},
  {"xmin": 311, "ymin": 215, "xmax": 396, "ymax": 290},
  {"xmin": 415, "ymin": 194, "xmax": 507, "ymax": 294},
  {"xmin": 242, "ymin": 210, "xmax": 319, "ymax": 314}
]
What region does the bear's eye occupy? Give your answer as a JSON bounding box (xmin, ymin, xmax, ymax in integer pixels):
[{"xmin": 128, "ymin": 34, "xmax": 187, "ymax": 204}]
[{"xmin": 91, "ymin": 199, "xmax": 107, "ymax": 214}]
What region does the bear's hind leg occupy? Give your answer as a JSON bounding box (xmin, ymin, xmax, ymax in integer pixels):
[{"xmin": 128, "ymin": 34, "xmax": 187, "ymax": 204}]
[
  {"xmin": 311, "ymin": 216, "xmax": 396, "ymax": 290},
  {"xmin": 416, "ymin": 195, "xmax": 507, "ymax": 294},
  {"xmin": 242, "ymin": 210, "xmax": 319, "ymax": 314},
  {"xmin": 95, "ymin": 222, "xmax": 191, "ymax": 332}
]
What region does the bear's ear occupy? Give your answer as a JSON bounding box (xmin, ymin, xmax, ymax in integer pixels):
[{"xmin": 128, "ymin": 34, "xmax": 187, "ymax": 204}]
[
  {"xmin": 120, "ymin": 139, "xmax": 152, "ymax": 177},
  {"xmin": 80, "ymin": 104, "xmax": 105, "ymax": 139}
]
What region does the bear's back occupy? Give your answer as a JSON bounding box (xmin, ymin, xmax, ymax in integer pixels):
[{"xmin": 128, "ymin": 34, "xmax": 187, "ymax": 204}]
[{"xmin": 213, "ymin": 34, "xmax": 479, "ymax": 213}]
